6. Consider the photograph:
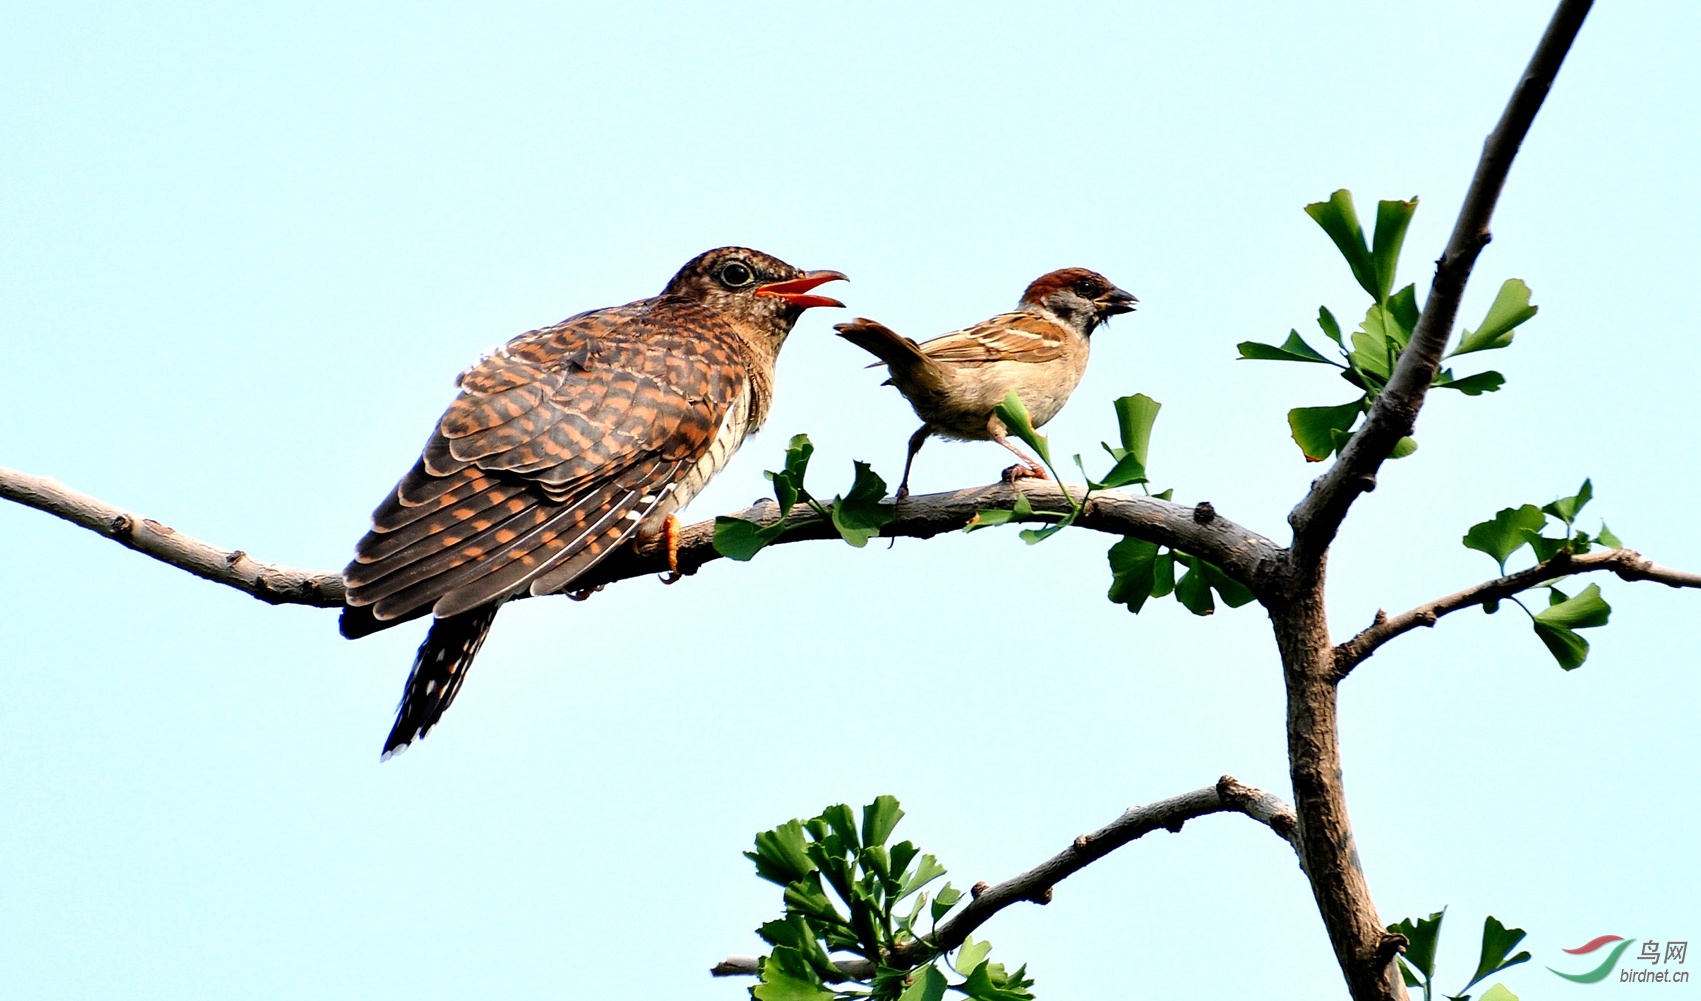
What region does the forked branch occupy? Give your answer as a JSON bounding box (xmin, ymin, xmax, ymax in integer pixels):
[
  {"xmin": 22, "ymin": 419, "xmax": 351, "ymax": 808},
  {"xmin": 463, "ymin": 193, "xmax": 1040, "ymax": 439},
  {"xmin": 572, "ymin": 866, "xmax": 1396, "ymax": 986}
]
[
  {"xmin": 711, "ymin": 776, "xmax": 1298, "ymax": 982},
  {"xmin": 1286, "ymin": 0, "xmax": 1595, "ymax": 571},
  {"xmin": 1334, "ymin": 548, "xmax": 1701, "ymax": 676}
]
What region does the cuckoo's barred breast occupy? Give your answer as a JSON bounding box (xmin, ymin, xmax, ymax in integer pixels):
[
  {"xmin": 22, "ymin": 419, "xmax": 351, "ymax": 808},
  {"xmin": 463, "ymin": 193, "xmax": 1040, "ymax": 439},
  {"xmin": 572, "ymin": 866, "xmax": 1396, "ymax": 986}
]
[{"xmin": 343, "ymin": 295, "xmax": 752, "ymax": 627}]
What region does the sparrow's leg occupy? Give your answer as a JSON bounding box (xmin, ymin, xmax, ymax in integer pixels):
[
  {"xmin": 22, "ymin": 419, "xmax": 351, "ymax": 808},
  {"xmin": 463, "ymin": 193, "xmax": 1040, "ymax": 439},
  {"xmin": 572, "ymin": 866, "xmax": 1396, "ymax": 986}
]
[
  {"xmin": 988, "ymin": 419, "xmax": 1049, "ymax": 481},
  {"xmin": 896, "ymin": 425, "xmax": 932, "ymax": 501}
]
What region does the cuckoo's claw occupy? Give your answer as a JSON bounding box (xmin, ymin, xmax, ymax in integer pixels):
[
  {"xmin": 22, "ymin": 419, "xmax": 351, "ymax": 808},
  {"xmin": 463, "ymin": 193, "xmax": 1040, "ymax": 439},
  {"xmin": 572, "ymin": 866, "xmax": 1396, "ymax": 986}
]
[{"xmin": 659, "ymin": 514, "xmax": 683, "ymax": 584}]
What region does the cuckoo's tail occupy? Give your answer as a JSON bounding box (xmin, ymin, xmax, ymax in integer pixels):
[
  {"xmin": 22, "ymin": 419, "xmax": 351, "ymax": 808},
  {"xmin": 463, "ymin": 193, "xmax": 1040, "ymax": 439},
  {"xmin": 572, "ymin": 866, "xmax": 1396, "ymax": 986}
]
[{"xmin": 381, "ymin": 603, "xmax": 501, "ymax": 759}]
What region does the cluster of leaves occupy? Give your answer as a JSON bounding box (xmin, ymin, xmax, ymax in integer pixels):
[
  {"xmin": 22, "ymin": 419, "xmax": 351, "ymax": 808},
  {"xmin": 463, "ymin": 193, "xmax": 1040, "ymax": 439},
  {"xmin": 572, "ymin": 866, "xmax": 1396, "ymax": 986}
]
[
  {"xmin": 1462, "ymin": 479, "xmax": 1620, "ymax": 669},
  {"xmin": 966, "ymin": 392, "xmax": 1156, "ymax": 544},
  {"xmin": 1239, "ymin": 190, "xmax": 1537, "ymax": 461},
  {"xmin": 967, "ymin": 392, "xmax": 1255, "ymax": 617},
  {"xmin": 714, "ymin": 434, "xmax": 897, "ymax": 560},
  {"xmin": 746, "ymin": 796, "xmax": 1035, "ymax": 1001},
  {"xmin": 1390, "ymin": 909, "xmax": 1529, "ymax": 1001}
]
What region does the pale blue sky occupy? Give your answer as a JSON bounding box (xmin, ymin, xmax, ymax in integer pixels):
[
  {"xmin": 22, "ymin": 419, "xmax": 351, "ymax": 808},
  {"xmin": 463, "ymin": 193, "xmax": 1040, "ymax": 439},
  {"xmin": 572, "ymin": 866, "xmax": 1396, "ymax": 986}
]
[{"xmin": 2, "ymin": 2, "xmax": 1695, "ymax": 998}]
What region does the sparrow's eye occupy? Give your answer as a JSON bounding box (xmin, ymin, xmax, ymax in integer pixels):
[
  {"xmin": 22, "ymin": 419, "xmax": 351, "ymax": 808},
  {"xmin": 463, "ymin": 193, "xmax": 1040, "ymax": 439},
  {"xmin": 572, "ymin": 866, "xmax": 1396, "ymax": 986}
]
[
  {"xmin": 718, "ymin": 262, "xmax": 756, "ymax": 288},
  {"xmin": 1074, "ymin": 279, "xmax": 1102, "ymax": 297}
]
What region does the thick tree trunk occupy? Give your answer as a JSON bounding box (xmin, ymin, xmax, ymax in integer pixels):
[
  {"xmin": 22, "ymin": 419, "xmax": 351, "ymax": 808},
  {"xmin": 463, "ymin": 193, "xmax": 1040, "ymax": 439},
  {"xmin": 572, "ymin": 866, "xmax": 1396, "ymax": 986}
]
[{"xmin": 1272, "ymin": 578, "xmax": 1407, "ymax": 1000}]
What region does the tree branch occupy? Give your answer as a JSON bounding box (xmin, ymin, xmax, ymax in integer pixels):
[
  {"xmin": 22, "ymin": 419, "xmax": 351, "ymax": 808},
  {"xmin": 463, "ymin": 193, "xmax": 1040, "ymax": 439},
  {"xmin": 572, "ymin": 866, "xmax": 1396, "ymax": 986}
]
[
  {"xmin": 1286, "ymin": 0, "xmax": 1594, "ymax": 573},
  {"xmin": 0, "ymin": 465, "xmax": 348, "ymax": 607},
  {"xmin": 1334, "ymin": 548, "xmax": 1701, "ymax": 676},
  {"xmin": 0, "ymin": 465, "xmax": 1283, "ymax": 606},
  {"xmin": 710, "ymin": 776, "xmax": 1297, "ymax": 982}
]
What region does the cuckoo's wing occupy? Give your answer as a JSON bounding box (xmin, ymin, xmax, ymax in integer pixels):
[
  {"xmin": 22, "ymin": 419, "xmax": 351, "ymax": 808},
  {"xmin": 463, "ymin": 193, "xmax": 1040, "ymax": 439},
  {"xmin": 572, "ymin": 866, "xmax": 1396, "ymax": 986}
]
[
  {"xmin": 342, "ymin": 299, "xmax": 747, "ymax": 632},
  {"xmin": 914, "ymin": 312, "xmax": 1067, "ymax": 365}
]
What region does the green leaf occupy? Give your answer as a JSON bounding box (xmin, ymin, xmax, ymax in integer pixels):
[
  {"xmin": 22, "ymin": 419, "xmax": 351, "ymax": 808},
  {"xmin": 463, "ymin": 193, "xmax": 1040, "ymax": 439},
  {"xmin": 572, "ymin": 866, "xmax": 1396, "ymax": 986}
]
[
  {"xmin": 1288, "ymin": 401, "xmax": 1363, "ymax": 461},
  {"xmin": 898, "ymin": 854, "xmax": 946, "ymax": 900},
  {"xmin": 1198, "ymin": 560, "xmax": 1256, "ymax": 608},
  {"xmin": 1106, "ymin": 538, "xmax": 1162, "ymax": 614},
  {"xmin": 1388, "ymin": 910, "xmax": 1445, "ymax": 979},
  {"xmin": 831, "ymin": 461, "xmax": 895, "ymax": 548},
  {"xmin": 993, "ymin": 393, "xmax": 1050, "ymax": 467},
  {"xmin": 1306, "ymin": 190, "xmax": 1380, "ymax": 301},
  {"xmin": 1113, "ymin": 393, "xmax": 1162, "ymax": 468},
  {"xmin": 753, "ymin": 948, "xmax": 835, "ymax": 1001},
  {"xmin": 1080, "ymin": 452, "xmax": 1147, "ymax": 491},
  {"xmin": 714, "ymin": 515, "xmax": 787, "ymax": 561},
  {"xmin": 1387, "ymin": 283, "xmax": 1420, "ymax": 339},
  {"xmin": 1372, "ymin": 198, "xmax": 1419, "ymax": 302},
  {"xmin": 1018, "ymin": 517, "xmax": 1072, "ymax": 546},
  {"xmin": 1463, "ymin": 916, "xmax": 1531, "ymax": 991},
  {"xmin": 1521, "ymin": 529, "xmax": 1569, "ymax": 564},
  {"xmin": 1352, "ymin": 304, "xmax": 1404, "ymax": 378},
  {"xmin": 748, "ymin": 820, "xmax": 819, "ymax": 886},
  {"xmin": 1388, "ymin": 435, "xmax": 1419, "ymax": 459},
  {"xmin": 1398, "ymin": 958, "xmax": 1422, "ymax": 989},
  {"xmin": 931, "ymin": 883, "xmax": 963, "ymax": 924},
  {"xmin": 1462, "ymin": 505, "xmax": 1546, "ymax": 571},
  {"xmin": 1535, "ymin": 582, "xmax": 1610, "ymax": 630},
  {"xmin": 1452, "ymin": 279, "xmax": 1537, "ymax": 357},
  {"xmin": 1238, "ymin": 330, "xmax": 1336, "ymax": 364},
  {"xmin": 1434, "ymin": 370, "xmax": 1505, "ymax": 395},
  {"xmin": 1174, "ymin": 557, "xmax": 1215, "ymax": 616},
  {"xmin": 954, "ymin": 960, "xmax": 1036, "ymax": 1001},
  {"xmin": 954, "ymin": 937, "xmax": 992, "ymax": 977},
  {"xmin": 1317, "ymin": 306, "xmax": 1344, "ymax": 345},
  {"xmin": 1478, "ymin": 986, "xmax": 1520, "ymax": 1001},
  {"xmin": 1542, "ymin": 478, "xmax": 1593, "ymax": 527},
  {"xmin": 861, "ymin": 795, "xmax": 903, "ymax": 850},
  {"xmin": 1532, "ymin": 621, "xmax": 1589, "ymax": 670},
  {"xmin": 965, "ymin": 491, "xmax": 1036, "ymax": 533},
  {"xmin": 1598, "ymin": 522, "xmax": 1623, "ymax": 549},
  {"xmin": 896, "ymin": 964, "xmax": 948, "ymax": 1001}
]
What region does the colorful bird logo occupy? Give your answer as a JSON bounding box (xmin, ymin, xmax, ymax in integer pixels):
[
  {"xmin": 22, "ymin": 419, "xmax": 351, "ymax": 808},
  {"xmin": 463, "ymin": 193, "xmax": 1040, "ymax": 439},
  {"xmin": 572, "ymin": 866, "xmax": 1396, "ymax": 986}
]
[{"xmin": 1549, "ymin": 935, "xmax": 1635, "ymax": 983}]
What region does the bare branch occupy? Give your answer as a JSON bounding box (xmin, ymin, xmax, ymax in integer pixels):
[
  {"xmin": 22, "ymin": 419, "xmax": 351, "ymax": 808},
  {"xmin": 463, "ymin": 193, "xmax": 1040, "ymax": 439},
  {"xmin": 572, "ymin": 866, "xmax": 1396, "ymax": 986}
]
[
  {"xmin": 711, "ymin": 776, "xmax": 1297, "ymax": 982},
  {"xmin": 0, "ymin": 465, "xmax": 1283, "ymax": 607},
  {"xmin": 0, "ymin": 465, "xmax": 347, "ymax": 607},
  {"xmin": 1286, "ymin": 0, "xmax": 1594, "ymax": 573},
  {"xmin": 1335, "ymin": 548, "xmax": 1701, "ymax": 676}
]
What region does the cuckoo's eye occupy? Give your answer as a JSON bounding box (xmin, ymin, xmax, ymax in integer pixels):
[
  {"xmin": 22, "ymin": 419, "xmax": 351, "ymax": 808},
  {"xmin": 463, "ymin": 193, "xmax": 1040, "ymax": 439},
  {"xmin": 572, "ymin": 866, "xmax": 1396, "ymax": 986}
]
[{"xmin": 717, "ymin": 261, "xmax": 755, "ymax": 288}]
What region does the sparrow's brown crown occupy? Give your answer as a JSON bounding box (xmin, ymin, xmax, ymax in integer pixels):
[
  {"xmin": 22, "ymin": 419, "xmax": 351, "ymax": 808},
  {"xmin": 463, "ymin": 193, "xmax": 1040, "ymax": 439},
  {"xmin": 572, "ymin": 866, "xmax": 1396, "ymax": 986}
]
[{"xmin": 1018, "ymin": 267, "xmax": 1138, "ymax": 334}]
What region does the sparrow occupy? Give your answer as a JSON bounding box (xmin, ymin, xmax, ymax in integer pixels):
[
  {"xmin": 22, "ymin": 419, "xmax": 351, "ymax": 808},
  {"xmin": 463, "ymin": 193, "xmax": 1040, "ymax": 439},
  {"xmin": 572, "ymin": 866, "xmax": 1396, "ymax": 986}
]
[
  {"xmin": 340, "ymin": 247, "xmax": 845, "ymax": 757},
  {"xmin": 834, "ymin": 268, "xmax": 1135, "ymax": 498}
]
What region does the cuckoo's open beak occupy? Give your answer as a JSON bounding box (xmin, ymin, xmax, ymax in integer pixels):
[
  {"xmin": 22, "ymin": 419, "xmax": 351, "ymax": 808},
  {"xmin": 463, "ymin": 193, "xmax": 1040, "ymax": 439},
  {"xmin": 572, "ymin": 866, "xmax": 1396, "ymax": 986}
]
[{"xmin": 755, "ymin": 270, "xmax": 848, "ymax": 309}]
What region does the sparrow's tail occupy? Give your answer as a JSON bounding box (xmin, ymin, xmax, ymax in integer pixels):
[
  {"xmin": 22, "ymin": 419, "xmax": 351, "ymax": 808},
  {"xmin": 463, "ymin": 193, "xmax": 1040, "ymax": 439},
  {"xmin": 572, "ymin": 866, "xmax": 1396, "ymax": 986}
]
[
  {"xmin": 834, "ymin": 318, "xmax": 944, "ymax": 389},
  {"xmin": 381, "ymin": 602, "xmax": 501, "ymax": 759}
]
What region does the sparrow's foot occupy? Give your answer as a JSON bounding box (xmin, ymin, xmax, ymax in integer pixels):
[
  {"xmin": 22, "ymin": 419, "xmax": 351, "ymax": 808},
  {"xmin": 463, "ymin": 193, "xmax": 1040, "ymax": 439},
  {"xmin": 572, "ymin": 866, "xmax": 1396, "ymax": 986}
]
[
  {"xmin": 568, "ymin": 585, "xmax": 604, "ymax": 602},
  {"xmin": 659, "ymin": 514, "xmax": 683, "ymax": 584},
  {"xmin": 1002, "ymin": 462, "xmax": 1050, "ymax": 484}
]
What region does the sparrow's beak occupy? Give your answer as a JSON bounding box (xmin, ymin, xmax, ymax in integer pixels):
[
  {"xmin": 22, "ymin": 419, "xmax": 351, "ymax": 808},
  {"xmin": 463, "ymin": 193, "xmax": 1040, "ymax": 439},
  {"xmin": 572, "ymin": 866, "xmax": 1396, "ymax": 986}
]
[
  {"xmin": 1096, "ymin": 286, "xmax": 1139, "ymax": 317},
  {"xmin": 755, "ymin": 270, "xmax": 849, "ymax": 310}
]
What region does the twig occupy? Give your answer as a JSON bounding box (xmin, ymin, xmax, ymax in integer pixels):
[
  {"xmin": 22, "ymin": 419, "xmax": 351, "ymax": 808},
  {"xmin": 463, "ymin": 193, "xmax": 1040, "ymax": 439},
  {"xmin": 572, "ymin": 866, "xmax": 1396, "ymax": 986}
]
[
  {"xmin": 0, "ymin": 465, "xmax": 1284, "ymax": 606},
  {"xmin": 1285, "ymin": 0, "xmax": 1595, "ymax": 573},
  {"xmin": 710, "ymin": 776, "xmax": 1297, "ymax": 982},
  {"xmin": 0, "ymin": 466, "xmax": 346, "ymax": 607},
  {"xmin": 1334, "ymin": 548, "xmax": 1701, "ymax": 676}
]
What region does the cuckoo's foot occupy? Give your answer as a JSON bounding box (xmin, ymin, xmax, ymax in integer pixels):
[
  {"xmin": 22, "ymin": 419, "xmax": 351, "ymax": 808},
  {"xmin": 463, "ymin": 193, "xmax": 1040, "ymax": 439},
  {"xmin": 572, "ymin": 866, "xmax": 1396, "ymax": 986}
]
[{"xmin": 659, "ymin": 514, "xmax": 683, "ymax": 584}]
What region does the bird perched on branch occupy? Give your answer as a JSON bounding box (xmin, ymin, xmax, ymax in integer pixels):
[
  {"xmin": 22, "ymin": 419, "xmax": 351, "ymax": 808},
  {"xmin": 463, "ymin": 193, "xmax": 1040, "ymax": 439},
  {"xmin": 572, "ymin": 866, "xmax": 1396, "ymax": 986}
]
[
  {"xmin": 340, "ymin": 248, "xmax": 845, "ymax": 757},
  {"xmin": 835, "ymin": 268, "xmax": 1135, "ymax": 498}
]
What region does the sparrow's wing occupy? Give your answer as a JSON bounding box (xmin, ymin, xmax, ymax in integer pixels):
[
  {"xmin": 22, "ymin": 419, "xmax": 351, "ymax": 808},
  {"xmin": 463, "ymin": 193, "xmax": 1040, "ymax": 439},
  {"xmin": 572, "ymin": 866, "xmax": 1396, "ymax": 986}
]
[
  {"xmin": 915, "ymin": 313, "xmax": 1067, "ymax": 365},
  {"xmin": 342, "ymin": 298, "xmax": 746, "ymax": 627}
]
